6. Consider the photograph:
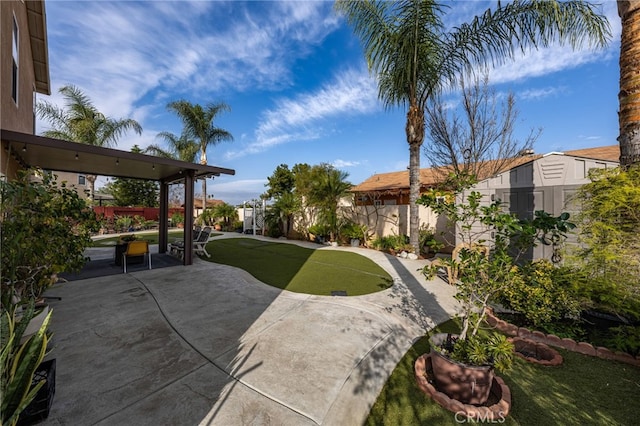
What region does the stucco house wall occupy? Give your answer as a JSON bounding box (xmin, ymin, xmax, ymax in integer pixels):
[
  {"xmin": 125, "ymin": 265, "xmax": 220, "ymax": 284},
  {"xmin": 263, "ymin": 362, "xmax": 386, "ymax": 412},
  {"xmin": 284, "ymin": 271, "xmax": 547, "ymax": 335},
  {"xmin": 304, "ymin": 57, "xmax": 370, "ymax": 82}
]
[{"xmin": 1, "ymin": 0, "xmax": 50, "ymax": 180}]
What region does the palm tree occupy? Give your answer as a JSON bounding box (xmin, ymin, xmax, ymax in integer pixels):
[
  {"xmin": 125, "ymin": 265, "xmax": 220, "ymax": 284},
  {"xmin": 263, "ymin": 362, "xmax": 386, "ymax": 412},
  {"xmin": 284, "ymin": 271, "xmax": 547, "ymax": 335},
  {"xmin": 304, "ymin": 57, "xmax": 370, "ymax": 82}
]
[
  {"xmin": 308, "ymin": 165, "xmax": 352, "ymax": 242},
  {"xmin": 167, "ymin": 100, "xmax": 233, "ymax": 210},
  {"xmin": 213, "ymin": 202, "xmax": 239, "ymax": 231},
  {"xmin": 335, "ymin": 0, "xmax": 610, "ymax": 254},
  {"xmin": 618, "ymin": 0, "xmax": 640, "ymax": 167},
  {"xmin": 36, "ymin": 85, "xmax": 142, "ymax": 200},
  {"xmin": 144, "ymin": 131, "xmax": 199, "ymax": 163}
]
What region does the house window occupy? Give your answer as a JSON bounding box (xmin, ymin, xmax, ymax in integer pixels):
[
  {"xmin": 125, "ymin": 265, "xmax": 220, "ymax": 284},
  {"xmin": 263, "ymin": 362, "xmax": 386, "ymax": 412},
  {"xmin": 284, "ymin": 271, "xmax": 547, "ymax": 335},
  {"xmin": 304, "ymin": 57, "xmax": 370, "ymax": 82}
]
[
  {"xmin": 78, "ymin": 175, "xmax": 86, "ymax": 186},
  {"xmin": 12, "ymin": 15, "xmax": 19, "ymax": 104},
  {"xmin": 374, "ymin": 200, "xmax": 382, "ymax": 207}
]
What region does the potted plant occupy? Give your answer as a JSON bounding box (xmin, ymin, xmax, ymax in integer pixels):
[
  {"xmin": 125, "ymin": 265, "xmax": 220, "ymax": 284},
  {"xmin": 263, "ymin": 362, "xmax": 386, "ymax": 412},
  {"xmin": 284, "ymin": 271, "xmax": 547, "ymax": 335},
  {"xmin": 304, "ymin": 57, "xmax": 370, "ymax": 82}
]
[
  {"xmin": 171, "ymin": 211, "xmax": 185, "ymax": 228},
  {"xmin": 341, "ymin": 222, "xmax": 366, "ymax": 247},
  {"xmin": 308, "ymin": 224, "xmax": 329, "ymax": 244},
  {"xmin": 418, "ymin": 179, "xmax": 575, "ymax": 405}
]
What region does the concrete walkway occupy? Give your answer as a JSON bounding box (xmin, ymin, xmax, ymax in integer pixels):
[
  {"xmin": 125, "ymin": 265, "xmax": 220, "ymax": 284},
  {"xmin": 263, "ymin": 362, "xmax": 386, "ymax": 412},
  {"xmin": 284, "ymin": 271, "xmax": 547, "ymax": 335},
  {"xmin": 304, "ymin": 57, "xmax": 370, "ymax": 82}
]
[{"xmin": 41, "ymin": 234, "xmax": 458, "ymax": 426}]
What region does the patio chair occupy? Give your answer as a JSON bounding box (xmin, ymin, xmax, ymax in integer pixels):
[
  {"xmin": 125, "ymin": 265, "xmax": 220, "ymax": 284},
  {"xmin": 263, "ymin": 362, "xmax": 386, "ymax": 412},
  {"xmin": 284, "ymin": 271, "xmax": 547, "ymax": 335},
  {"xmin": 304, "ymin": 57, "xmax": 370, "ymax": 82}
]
[
  {"xmin": 193, "ymin": 226, "xmax": 212, "ymax": 258},
  {"xmin": 169, "ymin": 225, "xmax": 202, "ymax": 256},
  {"xmin": 431, "ymin": 242, "xmax": 489, "ymax": 285},
  {"xmin": 170, "ymin": 226, "xmax": 212, "ymax": 260},
  {"xmin": 123, "ymin": 240, "xmax": 151, "ymax": 273}
]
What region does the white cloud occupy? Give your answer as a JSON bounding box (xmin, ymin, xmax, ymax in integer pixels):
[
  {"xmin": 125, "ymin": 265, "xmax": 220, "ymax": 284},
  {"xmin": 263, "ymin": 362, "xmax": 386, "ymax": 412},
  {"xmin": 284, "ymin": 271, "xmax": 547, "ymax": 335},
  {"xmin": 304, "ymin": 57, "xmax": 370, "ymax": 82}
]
[
  {"xmin": 518, "ymin": 86, "xmax": 566, "ymax": 101},
  {"xmin": 209, "ymin": 178, "xmax": 267, "ymax": 205},
  {"xmin": 332, "ymin": 159, "xmax": 360, "ymax": 168},
  {"xmin": 42, "ymin": 1, "xmax": 341, "ymax": 150},
  {"xmin": 226, "ymin": 68, "xmax": 379, "ymax": 160}
]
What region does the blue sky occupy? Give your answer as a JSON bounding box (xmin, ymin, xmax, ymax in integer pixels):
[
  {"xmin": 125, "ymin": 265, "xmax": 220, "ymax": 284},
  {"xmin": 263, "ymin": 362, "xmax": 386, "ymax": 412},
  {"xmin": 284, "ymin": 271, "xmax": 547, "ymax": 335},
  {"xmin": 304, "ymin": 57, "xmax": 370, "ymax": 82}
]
[{"xmin": 38, "ymin": 0, "xmax": 622, "ymax": 206}]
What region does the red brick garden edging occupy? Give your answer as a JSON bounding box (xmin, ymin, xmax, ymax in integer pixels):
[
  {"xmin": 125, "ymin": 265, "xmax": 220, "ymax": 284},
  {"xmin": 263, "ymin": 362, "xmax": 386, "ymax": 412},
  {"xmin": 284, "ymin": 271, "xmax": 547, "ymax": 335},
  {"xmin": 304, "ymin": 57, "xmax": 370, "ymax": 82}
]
[
  {"xmin": 485, "ymin": 309, "xmax": 640, "ymax": 367},
  {"xmin": 508, "ymin": 337, "xmax": 563, "ymax": 366}
]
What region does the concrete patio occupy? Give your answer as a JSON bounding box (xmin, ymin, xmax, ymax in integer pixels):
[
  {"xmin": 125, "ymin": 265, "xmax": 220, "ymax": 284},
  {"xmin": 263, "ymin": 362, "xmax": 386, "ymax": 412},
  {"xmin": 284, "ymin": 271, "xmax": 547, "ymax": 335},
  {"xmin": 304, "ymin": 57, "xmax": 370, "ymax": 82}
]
[{"xmin": 40, "ymin": 235, "xmax": 458, "ymax": 425}]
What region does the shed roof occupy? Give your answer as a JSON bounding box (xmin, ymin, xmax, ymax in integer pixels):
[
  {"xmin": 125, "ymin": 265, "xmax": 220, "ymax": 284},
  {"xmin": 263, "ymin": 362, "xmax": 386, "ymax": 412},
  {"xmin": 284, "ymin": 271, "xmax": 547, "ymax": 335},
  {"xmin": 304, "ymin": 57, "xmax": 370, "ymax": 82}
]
[{"xmin": 351, "ymin": 145, "xmax": 620, "ymax": 194}]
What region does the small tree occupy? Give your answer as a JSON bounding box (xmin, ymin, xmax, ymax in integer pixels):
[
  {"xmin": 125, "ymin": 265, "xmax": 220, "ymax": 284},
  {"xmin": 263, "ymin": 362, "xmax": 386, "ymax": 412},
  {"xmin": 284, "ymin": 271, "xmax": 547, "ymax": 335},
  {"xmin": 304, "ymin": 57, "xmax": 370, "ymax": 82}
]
[
  {"xmin": 419, "ymin": 179, "xmax": 574, "ymax": 368},
  {"xmin": 307, "ymin": 164, "xmax": 352, "ymax": 242},
  {"xmin": 424, "ymin": 72, "xmax": 540, "ymax": 181}
]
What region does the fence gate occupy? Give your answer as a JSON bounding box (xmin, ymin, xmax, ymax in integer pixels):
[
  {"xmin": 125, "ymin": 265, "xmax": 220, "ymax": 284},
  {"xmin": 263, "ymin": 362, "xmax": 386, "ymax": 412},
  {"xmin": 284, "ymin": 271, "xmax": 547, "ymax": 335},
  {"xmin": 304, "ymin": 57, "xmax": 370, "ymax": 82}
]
[{"xmin": 243, "ymin": 199, "xmax": 266, "ymax": 235}]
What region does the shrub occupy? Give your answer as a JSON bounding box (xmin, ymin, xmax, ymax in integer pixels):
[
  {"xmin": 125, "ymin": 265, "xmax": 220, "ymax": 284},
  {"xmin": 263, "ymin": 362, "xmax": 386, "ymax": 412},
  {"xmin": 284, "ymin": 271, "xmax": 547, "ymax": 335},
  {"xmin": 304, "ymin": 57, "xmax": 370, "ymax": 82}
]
[
  {"xmin": 171, "ymin": 211, "xmax": 184, "ymax": 227},
  {"xmin": 496, "ymin": 260, "xmax": 581, "ymax": 327},
  {"xmin": 419, "ymin": 224, "xmax": 442, "ymax": 256},
  {"xmin": 1, "ymin": 169, "xmax": 98, "ymax": 312},
  {"xmin": 308, "ymin": 224, "xmax": 329, "ymax": 239},
  {"xmin": 569, "ymin": 165, "xmax": 640, "ymax": 321}
]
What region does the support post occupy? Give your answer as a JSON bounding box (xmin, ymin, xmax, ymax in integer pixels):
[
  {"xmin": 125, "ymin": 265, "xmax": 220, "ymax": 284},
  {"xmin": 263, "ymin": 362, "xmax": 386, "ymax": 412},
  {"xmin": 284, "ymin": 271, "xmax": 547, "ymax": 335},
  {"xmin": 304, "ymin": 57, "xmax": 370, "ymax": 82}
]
[
  {"xmin": 159, "ymin": 180, "xmax": 169, "ymax": 254},
  {"xmin": 183, "ymin": 170, "xmax": 195, "ymax": 265}
]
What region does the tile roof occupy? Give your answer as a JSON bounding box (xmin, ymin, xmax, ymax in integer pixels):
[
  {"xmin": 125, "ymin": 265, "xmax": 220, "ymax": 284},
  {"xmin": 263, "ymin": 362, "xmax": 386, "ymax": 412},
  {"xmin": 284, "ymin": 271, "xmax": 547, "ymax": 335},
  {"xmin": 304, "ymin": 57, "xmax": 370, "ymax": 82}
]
[
  {"xmin": 351, "ymin": 145, "xmax": 620, "ymax": 193},
  {"xmin": 562, "ymin": 145, "xmax": 620, "ymax": 162}
]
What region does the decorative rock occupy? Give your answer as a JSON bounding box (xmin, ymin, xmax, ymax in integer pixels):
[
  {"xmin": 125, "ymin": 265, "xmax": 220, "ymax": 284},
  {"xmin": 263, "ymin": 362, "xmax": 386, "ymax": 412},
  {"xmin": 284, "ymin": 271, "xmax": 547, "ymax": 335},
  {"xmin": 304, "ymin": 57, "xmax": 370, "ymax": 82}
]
[
  {"xmin": 503, "ymin": 322, "xmax": 518, "ymax": 336},
  {"xmin": 490, "ymin": 313, "xmax": 640, "ymax": 367},
  {"xmin": 407, "ymin": 253, "xmax": 419, "ymax": 260},
  {"xmin": 509, "ymin": 337, "xmax": 563, "ymax": 366},
  {"xmin": 613, "ymin": 351, "xmax": 635, "ymax": 364},
  {"xmin": 432, "ymin": 391, "xmax": 451, "ymax": 408},
  {"xmin": 400, "ymin": 251, "xmax": 408, "ymax": 258},
  {"xmin": 531, "ymin": 330, "xmax": 546, "ymax": 341},
  {"xmin": 545, "ymin": 334, "xmax": 562, "ymax": 347},
  {"xmin": 559, "ymin": 338, "xmax": 577, "ymax": 351},
  {"xmin": 448, "ymin": 398, "xmax": 466, "ymax": 414},
  {"xmin": 575, "ymin": 342, "xmax": 597, "ymax": 356},
  {"xmin": 517, "ymin": 327, "xmax": 533, "ymax": 339},
  {"xmin": 596, "ymin": 347, "xmax": 616, "ymax": 360}
]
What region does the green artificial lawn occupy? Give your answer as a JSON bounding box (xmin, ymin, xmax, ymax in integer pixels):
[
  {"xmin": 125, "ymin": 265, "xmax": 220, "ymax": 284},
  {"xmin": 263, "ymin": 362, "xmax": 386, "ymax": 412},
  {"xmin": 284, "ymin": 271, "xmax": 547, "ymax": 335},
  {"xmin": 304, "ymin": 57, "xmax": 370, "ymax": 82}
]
[
  {"xmin": 367, "ymin": 320, "xmax": 640, "ymax": 425},
  {"xmin": 91, "ymin": 231, "xmax": 220, "ymax": 247},
  {"xmin": 202, "ymin": 237, "xmax": 393, "ymax": 296}
]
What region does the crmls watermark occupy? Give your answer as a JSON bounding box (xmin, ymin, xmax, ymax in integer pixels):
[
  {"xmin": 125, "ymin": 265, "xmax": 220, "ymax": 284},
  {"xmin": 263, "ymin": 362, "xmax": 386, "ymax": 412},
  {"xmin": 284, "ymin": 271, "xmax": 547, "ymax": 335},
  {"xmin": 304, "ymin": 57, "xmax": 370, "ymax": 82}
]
[{"xmin": 454, "ymin": 411, "xmax": 507, "ymax": 423}]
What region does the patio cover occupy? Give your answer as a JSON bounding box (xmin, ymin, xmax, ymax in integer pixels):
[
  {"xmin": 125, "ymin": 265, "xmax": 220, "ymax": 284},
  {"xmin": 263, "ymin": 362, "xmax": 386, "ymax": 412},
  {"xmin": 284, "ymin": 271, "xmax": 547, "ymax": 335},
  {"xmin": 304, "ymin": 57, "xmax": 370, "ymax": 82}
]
[{"xmin": 1, "ymin": 129, "xmax": 235, "ymax": 266}]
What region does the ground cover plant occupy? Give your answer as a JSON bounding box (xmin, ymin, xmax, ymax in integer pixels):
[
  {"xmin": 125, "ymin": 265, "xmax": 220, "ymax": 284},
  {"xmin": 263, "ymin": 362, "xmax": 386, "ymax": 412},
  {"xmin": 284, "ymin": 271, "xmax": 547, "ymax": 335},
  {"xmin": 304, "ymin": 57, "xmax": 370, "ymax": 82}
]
[
  {"xmin": 367, "ymin": 320, "xmax": 640, "ymax": 425},
  {"xmin": 203, "ymin": 238, "xmax": 392, "ymax": 296}
]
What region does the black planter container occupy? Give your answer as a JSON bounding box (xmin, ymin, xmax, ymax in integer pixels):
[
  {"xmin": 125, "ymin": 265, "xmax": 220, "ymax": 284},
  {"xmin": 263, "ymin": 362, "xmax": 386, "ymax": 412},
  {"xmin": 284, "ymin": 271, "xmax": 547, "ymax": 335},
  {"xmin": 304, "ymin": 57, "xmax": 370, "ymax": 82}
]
[{"xmin": 18, "ymin": 359, "xmax": 56, "ymax": 426}]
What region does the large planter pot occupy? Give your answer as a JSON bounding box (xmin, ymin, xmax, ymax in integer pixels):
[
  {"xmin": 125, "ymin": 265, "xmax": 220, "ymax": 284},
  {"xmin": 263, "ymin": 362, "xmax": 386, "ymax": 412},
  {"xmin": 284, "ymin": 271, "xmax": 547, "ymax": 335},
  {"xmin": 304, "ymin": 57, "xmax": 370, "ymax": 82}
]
[
  {"xmin": 429, "ymin": 333, "xmax": 494, "ymax": 405},
  {"xmin": 18, "ymin": 358, "xmax": 56, "ymax": 425}
]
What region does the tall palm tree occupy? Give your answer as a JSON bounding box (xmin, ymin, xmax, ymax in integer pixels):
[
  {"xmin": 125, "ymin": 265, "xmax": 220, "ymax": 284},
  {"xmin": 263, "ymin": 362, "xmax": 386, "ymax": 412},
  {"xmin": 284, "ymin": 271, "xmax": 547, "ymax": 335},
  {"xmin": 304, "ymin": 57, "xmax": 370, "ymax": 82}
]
[
  {"xmin": 618, "ymin": 0, "xmax": 640, "ymax": 167},
  {"xmin": 144, "ymin": 131, "xmax": 199, "ymax": 163},
  {"xmin": 36, "ymin": 85, "xmax": 142, "ymax": 200},
  {"xmin": 335, "ymin": 0, "xmax": 610, "ymax": 254},
  {"xmin": 167, "ymin": 100, "xmax": 233, "ymax": 210}
]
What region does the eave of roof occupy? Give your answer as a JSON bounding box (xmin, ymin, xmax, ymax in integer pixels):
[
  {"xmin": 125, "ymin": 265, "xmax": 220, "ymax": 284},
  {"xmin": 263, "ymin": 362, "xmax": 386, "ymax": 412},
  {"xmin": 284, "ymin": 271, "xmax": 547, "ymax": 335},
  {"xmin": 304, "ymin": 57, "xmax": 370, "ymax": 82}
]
[
  {"xmin": 26, "ymin": 0, "xmax": 50, "ymax": 95},
  {"xmin": 1, "ymin": 129, "xmax": 235, "ymax": 183}
]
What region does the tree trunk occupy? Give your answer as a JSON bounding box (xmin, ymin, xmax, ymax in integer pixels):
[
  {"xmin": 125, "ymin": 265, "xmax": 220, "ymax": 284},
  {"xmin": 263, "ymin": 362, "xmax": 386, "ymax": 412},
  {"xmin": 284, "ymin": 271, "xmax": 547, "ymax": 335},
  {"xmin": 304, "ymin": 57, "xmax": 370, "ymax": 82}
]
[
  {"xmin": 618, "ymin": 0, "xmax": 640, "ymax": 166},
  {"xmin": 200, "ymin": 150, "xmax": 207, "ymax": 219},
  {"xmin": 202, "ymin": 178, "xmax": 207, "ymax": 217},
  {"xmin": 406, "ymin": 104, "xmax": 425, "ymax": 255},
  {"xmin": 86, "ymin": 174, "xmax": 96, "ymax": 202}
]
